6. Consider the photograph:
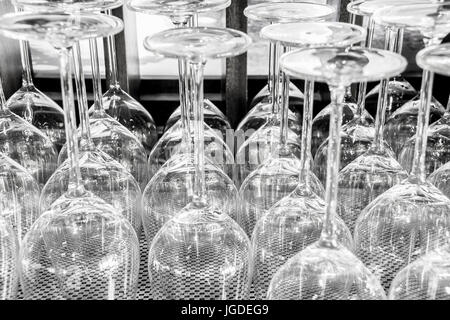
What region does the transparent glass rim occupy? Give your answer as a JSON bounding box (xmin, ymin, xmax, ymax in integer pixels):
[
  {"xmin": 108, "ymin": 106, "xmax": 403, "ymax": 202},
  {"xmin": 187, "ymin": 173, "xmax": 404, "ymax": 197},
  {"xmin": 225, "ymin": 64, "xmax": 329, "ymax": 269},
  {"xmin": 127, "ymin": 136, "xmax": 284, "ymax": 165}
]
[
  {"xmin": 126, "ymin": 0, "xmax": 231, "ymax": 16},
  {"xmin": 417, "ymin": 43, "xmax": 450, "ymax": 77},
  {"xmin": 280, "ymin": 46, "xmax": 408, "ymax": 85},
  {"xmin": 260, "ymin": 22, "xmax": 366, "ymax": 48},
  {"xmin": 0, "ymin": 12, "xmax": 124, "ymax": 47},
  {"xmin": 244, "ymin": 1, "xmax": 336, "ymax": 23},
  {"xmin": 14, "ymin": 0, "xmax": 124, "ymax": 12},
  {"xmin": 143, "ymin": 27, "xmax": 252, "ymax": 62}
]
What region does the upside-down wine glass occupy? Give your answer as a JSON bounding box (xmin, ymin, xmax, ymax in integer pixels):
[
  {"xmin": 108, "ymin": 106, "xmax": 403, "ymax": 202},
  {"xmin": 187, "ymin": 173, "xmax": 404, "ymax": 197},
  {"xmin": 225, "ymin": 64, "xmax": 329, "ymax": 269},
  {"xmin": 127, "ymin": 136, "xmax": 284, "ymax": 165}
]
[
  {"xmin": 131, "ymin": 0, "xmax": 239, "ymax": 245},
  {"xmin": 127, "ymin": 0, "xmax": 235, "ymax": 181},
  {"xmin": 354, "ymin": 2, "xmax": 450, "ymax": 292},
  {"xmin": 144, "ymin": 26, "xmax": 252, "ymax": 300},
  {"xmin": 337, "ymin": 25, "xmax": 409, "ymax": 233},
  {"xmin": 59, "ymin": 35, "xmax": 149, "ymax": 190},
  {"xmin": 96, "ymin": 8, "xmax": 158, "ymax": 155},
  {"xmin": 0, "ymin": 11, "xmax": 140, "ymax": 299},
  {"xmin": 250, "ymin": 21, "xmax": 366, "ymax": 299},
  {"xmin": 41, "ymin": 38, "xmax": 142, "ymax": 235},
  {"xmin": 389, "ymin": 43, "xmax": 450, "ymax": 300},
  {"xmin": 236, "ymin": 2, "xmax": 336, "ymax": 188},
  {"xmin": 377, "ymin": 2, "xmax": 449, "ymax": 157},
  {"xmin": 267, "ymin": 46, "xmax": 401, "ymax": 300}
]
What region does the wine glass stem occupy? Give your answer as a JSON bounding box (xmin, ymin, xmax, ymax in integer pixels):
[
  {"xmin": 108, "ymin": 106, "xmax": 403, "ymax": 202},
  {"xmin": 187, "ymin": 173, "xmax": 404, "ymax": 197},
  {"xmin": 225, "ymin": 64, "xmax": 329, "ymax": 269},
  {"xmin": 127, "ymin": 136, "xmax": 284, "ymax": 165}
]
[
  {"xmin": 299, "ymin": 80, "xmax": 315, "ymax": 187},
  {"xmin": 19, "ymin": 40, "xmax": 33, "ymax": 88},
  {"xmin": 356, "ymin": 16, "xmax": 375, "ymax": 113},
  {"xmin": 411, "ymin": 70, "xmax": 434, "ymax": 183},
  {"xmin": 59, "ymin": 47, "xmax": 83, "ymax": 194},
  {"xmin": 190, "ymin": 61, "xmax": 207, "ymax": 204},
  {"xmin": 73, "ymin": 42, "xmax": 93, "ymax": 148},
  {"xmin": 320, "ymin": 86, "xmax": 345, "ymax": 243},
  {"xmin": 372, "ymin": 27, "xmax": 398, "ymax": 151},
  {"xmin": 89, "ymin": 39, "xmax": 104, "ymax": 113}
]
